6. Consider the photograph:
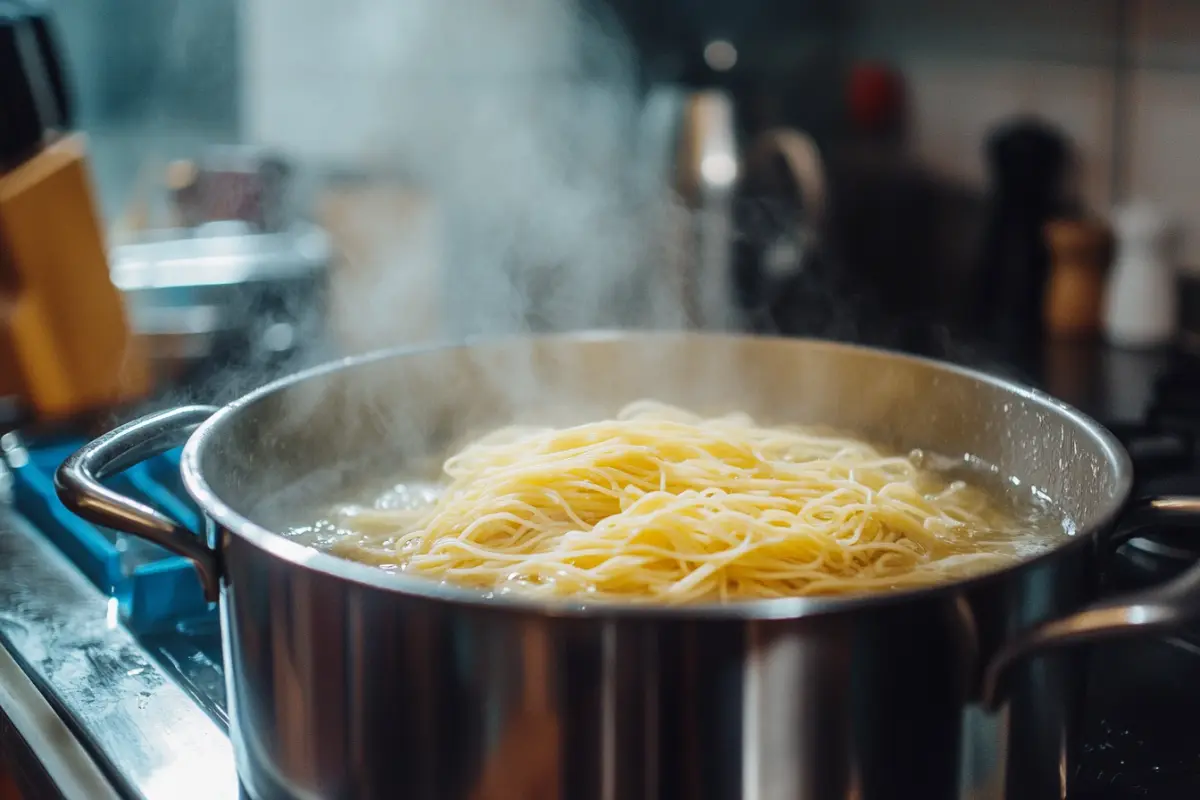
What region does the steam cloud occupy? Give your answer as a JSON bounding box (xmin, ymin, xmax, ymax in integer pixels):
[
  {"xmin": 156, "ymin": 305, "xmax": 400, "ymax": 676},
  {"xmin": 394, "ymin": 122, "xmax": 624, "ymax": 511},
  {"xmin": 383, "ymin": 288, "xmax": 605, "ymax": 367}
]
[
  {"xmin": 124, "ymin": 0, "xmax": 749, "ymax": 473},
  {"xmin": 329, "ymin": 0, "xmax": 702, "ymax": 348}
]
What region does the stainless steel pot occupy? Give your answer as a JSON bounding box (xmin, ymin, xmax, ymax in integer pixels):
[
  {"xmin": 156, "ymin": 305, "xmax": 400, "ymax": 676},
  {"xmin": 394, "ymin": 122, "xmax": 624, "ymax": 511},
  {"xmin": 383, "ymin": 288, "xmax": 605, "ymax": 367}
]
[{"xmin": 54, "ymin": 332, "xmax": 1200, "ymax": 800}]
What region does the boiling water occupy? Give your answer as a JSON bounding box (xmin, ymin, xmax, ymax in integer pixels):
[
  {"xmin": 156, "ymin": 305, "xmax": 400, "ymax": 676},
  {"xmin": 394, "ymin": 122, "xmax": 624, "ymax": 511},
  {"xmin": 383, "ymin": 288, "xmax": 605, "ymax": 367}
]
[
  {"xmin": 278, "ymin": 443, "xmax": 1074, "ymax": 599},
  {"xmin": 284, "ymin": 480, "xmax": 442, "ymax": 559}
]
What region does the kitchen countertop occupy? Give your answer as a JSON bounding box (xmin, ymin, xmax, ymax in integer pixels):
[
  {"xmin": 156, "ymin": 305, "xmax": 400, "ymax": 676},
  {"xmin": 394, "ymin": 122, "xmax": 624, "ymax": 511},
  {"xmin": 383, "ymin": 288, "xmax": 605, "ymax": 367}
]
[{"xmin": 0, "ymin": 512, "xmax": 237, "ymax": 800}]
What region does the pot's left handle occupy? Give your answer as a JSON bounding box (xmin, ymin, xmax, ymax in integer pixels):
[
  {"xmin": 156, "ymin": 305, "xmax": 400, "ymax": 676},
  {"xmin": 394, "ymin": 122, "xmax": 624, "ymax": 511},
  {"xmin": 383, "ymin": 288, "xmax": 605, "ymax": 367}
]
[
  {"xmin": 55, "ymin": 405, "xmax": 221, "ymax": 601},
  {"xmin": 982, "ymin": 494, "xmax": 1200, "ymax": 710}
]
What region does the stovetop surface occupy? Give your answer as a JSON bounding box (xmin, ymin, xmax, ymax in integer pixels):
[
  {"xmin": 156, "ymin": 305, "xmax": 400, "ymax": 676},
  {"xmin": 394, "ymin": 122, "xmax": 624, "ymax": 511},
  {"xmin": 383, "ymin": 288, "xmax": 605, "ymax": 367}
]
[{"xmin": 4, "ymin": 340, "xmax": 1200, "ymax": 799}]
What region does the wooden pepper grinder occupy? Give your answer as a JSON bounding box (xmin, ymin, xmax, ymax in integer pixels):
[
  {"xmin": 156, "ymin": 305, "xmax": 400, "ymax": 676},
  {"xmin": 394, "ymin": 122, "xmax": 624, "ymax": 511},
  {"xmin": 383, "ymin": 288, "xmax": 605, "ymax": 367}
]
[{"xmin": 1043, "ymin": 218, "xmax": 1111, "ymax": 338}]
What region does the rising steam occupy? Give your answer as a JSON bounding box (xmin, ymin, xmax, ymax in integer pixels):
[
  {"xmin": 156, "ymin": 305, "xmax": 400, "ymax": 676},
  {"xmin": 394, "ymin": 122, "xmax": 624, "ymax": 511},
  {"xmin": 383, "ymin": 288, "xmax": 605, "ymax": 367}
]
[
  {"xmin": 129, "ymin": 0, "xmax": 744, "ymax": 460},
  {"xmin": 326, "ymin": 0, "xmax": 700, "ymax": 348}
]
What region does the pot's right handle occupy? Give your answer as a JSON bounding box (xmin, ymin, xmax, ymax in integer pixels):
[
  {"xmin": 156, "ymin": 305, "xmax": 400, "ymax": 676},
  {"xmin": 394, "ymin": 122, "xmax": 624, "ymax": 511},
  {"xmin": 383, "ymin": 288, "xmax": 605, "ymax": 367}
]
[
  {"xmin": 55, "ymin": 405, "xmax": 221, "ymax": 601},
  {"xmin": 982, "ymin": 494, "xmax": 1200, "ymax": 710}
]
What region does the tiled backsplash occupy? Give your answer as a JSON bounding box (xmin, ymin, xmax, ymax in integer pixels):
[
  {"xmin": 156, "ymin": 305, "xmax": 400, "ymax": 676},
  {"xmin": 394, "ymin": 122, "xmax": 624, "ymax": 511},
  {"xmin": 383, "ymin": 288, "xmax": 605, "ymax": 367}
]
[
  {"xmin": 854, "ymin": 0, "xmax": 1200, "ymax": 270},
  {"xmin": 902, "ymin": 58, "xmax": 1116, "ymax": 216},
  {"xmin": 1128, "ymin": 68, "xmax": 1200, "ymax": 270}
]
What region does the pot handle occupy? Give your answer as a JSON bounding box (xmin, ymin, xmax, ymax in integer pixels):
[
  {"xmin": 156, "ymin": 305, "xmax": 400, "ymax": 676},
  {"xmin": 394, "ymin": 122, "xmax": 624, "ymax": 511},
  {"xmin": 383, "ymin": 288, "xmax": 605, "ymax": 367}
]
[
  {"xmin": 982, "ymin": 494, "xmax": 1200, "ymax": 710},
  {"xmin": 55, "ymin": 405, "xmax": 221, "ymax": 601}
]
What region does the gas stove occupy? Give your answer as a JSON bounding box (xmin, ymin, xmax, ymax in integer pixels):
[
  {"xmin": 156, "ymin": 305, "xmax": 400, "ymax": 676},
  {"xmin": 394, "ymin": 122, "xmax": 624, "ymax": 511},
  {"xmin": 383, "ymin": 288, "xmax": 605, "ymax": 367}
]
[{"xmin": 1, "ymin": 345, "xmax": 1199, "ymax": 799}]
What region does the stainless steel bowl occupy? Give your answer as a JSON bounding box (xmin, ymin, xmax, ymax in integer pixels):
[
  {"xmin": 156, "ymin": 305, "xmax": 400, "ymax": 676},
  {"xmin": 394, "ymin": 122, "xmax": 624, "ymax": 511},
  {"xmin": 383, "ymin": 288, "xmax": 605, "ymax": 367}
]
[{"xmin": 56, "ymin": 332, "xmax": 1200, "ymax": 800}]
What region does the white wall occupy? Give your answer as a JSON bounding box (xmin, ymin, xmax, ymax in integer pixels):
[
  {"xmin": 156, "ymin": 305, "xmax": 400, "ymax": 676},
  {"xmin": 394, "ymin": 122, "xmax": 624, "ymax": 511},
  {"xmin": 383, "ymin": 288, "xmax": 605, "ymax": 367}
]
[
  {"xmin": 1127, "ymin": 0, "xmax": 1200, "ymax": 271},
  {"xmin": 240, "ymin": 0, "xmax": 415, "ymax": 165}
]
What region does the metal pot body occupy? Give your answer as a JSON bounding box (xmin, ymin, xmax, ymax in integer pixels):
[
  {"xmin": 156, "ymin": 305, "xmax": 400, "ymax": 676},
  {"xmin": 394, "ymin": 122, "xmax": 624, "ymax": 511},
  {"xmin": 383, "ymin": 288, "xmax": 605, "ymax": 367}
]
[
  {"xmin": 217, "ymin": 531, "xmax": 1085, "ymax": 800},
  {"xmin": 63, "ymin": 332, "xmax": 1195, "ymax": 800}
]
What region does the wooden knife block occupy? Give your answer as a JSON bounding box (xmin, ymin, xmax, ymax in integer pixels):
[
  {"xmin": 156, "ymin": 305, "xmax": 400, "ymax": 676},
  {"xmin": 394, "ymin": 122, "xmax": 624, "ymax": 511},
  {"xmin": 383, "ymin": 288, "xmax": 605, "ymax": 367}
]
[{"xmin": 0, "ymin": 135, "xmax": 149, "ymax": 423}]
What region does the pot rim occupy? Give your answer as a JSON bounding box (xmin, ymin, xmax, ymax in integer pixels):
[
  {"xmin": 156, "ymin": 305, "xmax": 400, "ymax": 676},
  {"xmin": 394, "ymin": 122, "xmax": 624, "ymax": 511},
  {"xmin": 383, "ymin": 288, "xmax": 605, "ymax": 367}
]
[{"xmin": 180, "ymin": 330, "xmax": 1134, "ymax": 620}]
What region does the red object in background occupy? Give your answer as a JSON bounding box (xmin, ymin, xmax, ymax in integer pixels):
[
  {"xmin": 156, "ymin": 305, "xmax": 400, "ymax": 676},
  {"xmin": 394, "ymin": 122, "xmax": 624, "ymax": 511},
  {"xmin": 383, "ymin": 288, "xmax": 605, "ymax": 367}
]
[{"xmin": 848, "ymin": 62, "xmax": 905, "ymax": 135}]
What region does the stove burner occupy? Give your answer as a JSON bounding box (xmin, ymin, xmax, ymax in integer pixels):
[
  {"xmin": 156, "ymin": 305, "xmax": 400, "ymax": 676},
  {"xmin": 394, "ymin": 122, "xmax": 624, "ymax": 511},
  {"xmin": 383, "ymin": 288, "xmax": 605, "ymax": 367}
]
[
  {"xmin": 1059, "ymin": 352, "xmax": 1200, "ymax": 797},
  {"xmin": 1075, "ymin": 635, "xmax": 1200, "ymax": 798},
  {"xmin": 1103, "ymin": 354, "xmax": 1200, "ymax": 579}
]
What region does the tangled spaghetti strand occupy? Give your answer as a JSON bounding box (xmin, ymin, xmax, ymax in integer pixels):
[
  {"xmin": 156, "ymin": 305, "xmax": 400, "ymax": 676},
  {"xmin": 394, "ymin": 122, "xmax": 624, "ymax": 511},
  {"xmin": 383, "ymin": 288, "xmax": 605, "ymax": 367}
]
[{"xmin": 327, "ymin": 401, "xmax": 1058, "ymax": 602}]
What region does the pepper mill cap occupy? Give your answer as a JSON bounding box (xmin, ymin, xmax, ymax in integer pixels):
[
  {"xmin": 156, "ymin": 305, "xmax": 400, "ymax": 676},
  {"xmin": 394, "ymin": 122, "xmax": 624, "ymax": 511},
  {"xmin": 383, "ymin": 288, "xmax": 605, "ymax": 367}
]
[{"xmin": 1114, "ymin": 200, "xmax": 1169, "ymax": 247}]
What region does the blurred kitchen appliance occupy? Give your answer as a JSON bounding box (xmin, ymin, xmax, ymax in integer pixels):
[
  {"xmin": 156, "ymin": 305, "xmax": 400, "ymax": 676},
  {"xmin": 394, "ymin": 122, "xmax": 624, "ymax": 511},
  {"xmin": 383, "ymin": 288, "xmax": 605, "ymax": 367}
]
[
  {"xmin": 109, "ymin": 221, "xmax": 332, "ymax": 390},
  {"xmin": 621, "ymin": 0, "xmax": 845, "ymax": 335},
  {"xmin": 106, "ymin": 144, "xmax": 332, "ymax": 393},
  {"xmin": 165, "ymin": 146, "xmax": 295, "ymax": 233},
  {"xmin": 733, "ymin": 124, "xmax": 830, "ymax": 334},
  {"xmin": 0, "ymin": 1, "xmax": 150, "ymax": 424},
  {"xmin": 656, "ymin": 43, "xmax": 961, "ymax": 355},
  {"xmin": 653, "ymin": 84, "xmax": 836, "ymax": 336},
  {"xmin": 671, "ymin": 88, "xmax": 740, "ymax": 330}
]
